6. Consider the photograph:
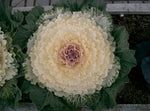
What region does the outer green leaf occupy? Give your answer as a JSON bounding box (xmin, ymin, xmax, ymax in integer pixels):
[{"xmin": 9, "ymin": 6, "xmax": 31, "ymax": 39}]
[
  {"xmin": 13, "ymin": 6, "xmax": 44, "ymax": 50},
  {"xmin": 53, "ymin": 0, "xmax": 106, "ymax": 11},
  {"xmin": 93, "ymin": 77, "xmax": 128, "ymax": 111},
  {"xmin": 0, "ymin": 79, "xmax": 22, "ymax": 109},
  {"xmin": 21, "ymin": 80, "xmax": 34, "ymax": 94},
  {"xmin": 112, "ymin": 27, "xmax": 136, "ymax": 77},
  {"xmin": 89, "ymin": 0, "xmax": 106, "ymax": 11},
  {"xmin": 119, "ymin": 50, "xmax": 136, "ymax": 77},
  {"xmin": 53, "ymin": 0, "xmax": 89, "ymax": 11},
  {"xmin": 30, "ymin": 88, "xmax": 66, "ymax": 111},
  {"xmin": 13, "ymin": 46, "xmax": 26, "ymax": 79},
  {"xmin": 92, "ymin": 27, "xmax": 136, "ymax": 111},
  {"xmin": 0, "ymin": 0, "xmax": 23, "ymax": 109},
  {"xmin": 25, "ymin": 6, "xmax": 44, "ymax": 25},
  {"xmin": 104, "ymin": 76, "xmax": 129, "ymax": 107},
  {"xmin": 13, "ymin": 25, "xmax": 36, "ymax": 50},
  {"xmin": 21, "ymin": 80, "xmax": 72, "ymax": 111},
  {"xmin": 0, "ymin": 0, "xmax": 24, "ymax": 33},
  {"xmin": 11, "ymin": 11, "xmax": 24, "ymax": 33},
  {"xmin": 0, "ymin": 0, "xmax": 12, "ymax": 31},
  {"xmin": 112, "ymin": 27, "xmax": 129, "ymax": 53}
]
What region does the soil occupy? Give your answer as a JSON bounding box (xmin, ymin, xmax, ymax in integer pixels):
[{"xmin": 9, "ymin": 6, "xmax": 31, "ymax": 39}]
[{"xmin": 112, "ymin": 15, "xmax": 150, "ymax": 104}]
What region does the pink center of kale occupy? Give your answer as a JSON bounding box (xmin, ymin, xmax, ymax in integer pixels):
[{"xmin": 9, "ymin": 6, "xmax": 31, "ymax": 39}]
[{"xmin": 59, "ymin": 43, "xmax": 82, "ymax": 67}]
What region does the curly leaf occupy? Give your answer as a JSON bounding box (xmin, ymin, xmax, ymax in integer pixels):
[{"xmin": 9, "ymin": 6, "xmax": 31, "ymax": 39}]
[{"xmin": 13, "ymin": 46, "xmax": 26, "ymax": 79}]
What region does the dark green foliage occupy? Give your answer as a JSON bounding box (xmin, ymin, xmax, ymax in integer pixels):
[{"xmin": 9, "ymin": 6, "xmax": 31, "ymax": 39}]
[
  {"xmin": 21, "ymin": 80, "xmax": 74, "ymax": 111},
  {"xmin": 53, "ymin": 0, "xmax": 106, "ymax": 11},
  {"xmin": 0, "ymin": 0, "xmax": 24, "ymax": 33},
  {"xmin": 13, "ymin": 6, "xmax": 44, "ymax": 50},
  {"xmin": 0, "ymin": 79, "xmax": 22, "ymax": 110},
  {"xmin": 89, "ymin": 0, "xmax": 106, "ymax": 11},
  {"xmin": 0, "ymin": 0, "xmax": 23, "ymax": 109},
  {"xmin": 112, "ymin": 27, "xmax": 136, "ymax": 77},
  {"xmin": 91, "ymin": 27, "xmax": 136, "ymax": 111},
  {"xmin": 92, "ymin": 77, "xmax": 128, "ymax": 111},
  {"xmin": 13, "ymin": 45, "xmax": 26, "ymax": 78}
]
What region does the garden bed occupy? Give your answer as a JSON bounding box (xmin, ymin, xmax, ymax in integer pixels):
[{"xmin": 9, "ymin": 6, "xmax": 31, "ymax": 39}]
[
  {"xmin": 12, "ymin": 0, "xmax": 150, "ymax": 105},
  {"xmin": 2, "ymin": 1, "xmax": 150, "ymax": 110}
]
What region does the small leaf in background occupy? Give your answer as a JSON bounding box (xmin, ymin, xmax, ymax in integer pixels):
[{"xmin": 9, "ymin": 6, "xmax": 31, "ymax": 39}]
[
  {"xmin": 0, "ymin": 0, "xmax": 24, "ymax": 33},
  {"xmin": 0, "ymin": 0, "xmax": 12, "ymax": 31},
  {"xmin": 25, "ymin": 6, "xmax": 44, "ymax": 25},
  {"xmin": 141, "ymin": 56, "xmax": 150, "ymax": 84},
  {"xmin": 53, "ymin": 0, "xmax": 90, "ymax": 11},
  {"xmin": 53, "ymin": 0, "xmax": 106, "ymax": 12},
  {"xmin": 135, "ymin": 41, "xmax": 150, "ymax": 64},
  {"xmin": 0, "ymin": 79, "xmax": 22, "ymax": 110},
  {"xmin": 90, "ymin": 0, "xmax": 106, "ymax": 11}
]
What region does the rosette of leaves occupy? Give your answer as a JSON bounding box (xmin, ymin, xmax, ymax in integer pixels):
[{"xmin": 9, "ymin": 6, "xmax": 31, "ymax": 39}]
[
  {"xmin": 0, "ymin": 0, "xmax": 24, "ymax": 110},
  {"xmin": 15, "ymin": 0, "xmax": 136, "ymax": 111}
]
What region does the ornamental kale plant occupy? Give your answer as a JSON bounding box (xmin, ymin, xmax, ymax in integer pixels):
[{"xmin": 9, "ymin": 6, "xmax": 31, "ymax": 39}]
[
  {"xmin": 0, "ymin": 0, "xmax": 24, "ymax": 110},
  {"xmin": 18, "ymin": 0, "xmax": 136, "ymax": 110},
  {"xmin": 0, "ymin": 0, "xmax": 137, "ymax": 111}
]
